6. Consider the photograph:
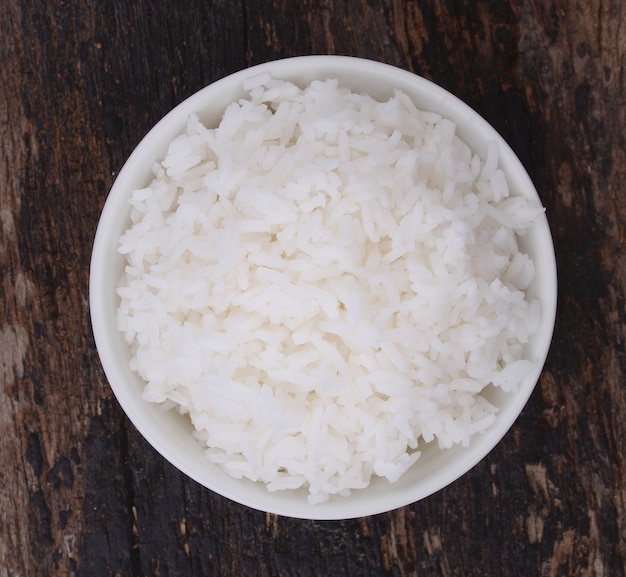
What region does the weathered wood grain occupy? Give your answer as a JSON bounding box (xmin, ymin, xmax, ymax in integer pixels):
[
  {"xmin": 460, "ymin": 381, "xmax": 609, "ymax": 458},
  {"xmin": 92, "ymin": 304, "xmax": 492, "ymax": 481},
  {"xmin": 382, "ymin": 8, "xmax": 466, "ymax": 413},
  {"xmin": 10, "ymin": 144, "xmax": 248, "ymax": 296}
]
[{"xmin": 1, "ymin": 0, "xmax": 625, "ymax": 575}]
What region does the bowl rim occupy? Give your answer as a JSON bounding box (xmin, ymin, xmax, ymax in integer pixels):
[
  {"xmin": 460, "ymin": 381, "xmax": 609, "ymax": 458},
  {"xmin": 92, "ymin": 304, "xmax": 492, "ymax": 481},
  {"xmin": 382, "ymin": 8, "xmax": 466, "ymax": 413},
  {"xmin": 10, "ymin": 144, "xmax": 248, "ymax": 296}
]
[{"xmin": 90, "ymin": 55, "xmax": 558, "ymax": 520}]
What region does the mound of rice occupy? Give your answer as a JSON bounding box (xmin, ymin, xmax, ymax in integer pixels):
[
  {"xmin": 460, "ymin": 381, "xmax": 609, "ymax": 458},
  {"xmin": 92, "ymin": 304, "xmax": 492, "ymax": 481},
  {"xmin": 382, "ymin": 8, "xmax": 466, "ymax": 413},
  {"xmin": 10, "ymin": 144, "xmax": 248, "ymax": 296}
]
[{"xmin": 116, "ymin": 74, "xmax": 543, "ymax": 504}]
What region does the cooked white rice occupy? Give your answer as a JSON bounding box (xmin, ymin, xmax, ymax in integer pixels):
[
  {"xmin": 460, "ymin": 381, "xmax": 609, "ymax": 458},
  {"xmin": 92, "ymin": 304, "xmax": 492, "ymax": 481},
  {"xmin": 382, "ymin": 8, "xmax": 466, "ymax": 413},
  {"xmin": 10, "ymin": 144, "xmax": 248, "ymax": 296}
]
[{"xmin": 116, "ymin": 75, "xmax": 543, "ymax": 504}]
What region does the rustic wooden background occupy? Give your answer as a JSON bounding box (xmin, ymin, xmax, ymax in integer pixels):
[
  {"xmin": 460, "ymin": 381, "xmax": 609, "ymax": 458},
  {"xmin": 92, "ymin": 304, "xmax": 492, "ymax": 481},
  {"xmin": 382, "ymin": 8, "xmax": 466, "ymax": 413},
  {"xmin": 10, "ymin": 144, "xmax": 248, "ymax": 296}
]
[{"xmin": 1, "ymin": 0, "xmax": 625, "ymax": 575}]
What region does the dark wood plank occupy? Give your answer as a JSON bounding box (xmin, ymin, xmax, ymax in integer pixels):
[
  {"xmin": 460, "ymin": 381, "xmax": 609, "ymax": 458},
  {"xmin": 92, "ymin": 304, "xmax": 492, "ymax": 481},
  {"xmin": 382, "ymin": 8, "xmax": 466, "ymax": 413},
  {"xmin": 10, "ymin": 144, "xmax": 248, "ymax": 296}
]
[{"xmin": 1, "ymin": 0, "xmax": 625, "ymax": 575}]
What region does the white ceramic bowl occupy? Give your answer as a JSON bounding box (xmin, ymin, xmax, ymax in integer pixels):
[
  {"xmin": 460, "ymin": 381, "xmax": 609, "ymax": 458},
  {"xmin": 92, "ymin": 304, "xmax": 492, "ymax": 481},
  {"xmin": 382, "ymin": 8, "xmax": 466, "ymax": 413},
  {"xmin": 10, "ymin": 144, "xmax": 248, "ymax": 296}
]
[{"xmin": 90, "ymin": 55, "xmax": 557, "ymax": 520}]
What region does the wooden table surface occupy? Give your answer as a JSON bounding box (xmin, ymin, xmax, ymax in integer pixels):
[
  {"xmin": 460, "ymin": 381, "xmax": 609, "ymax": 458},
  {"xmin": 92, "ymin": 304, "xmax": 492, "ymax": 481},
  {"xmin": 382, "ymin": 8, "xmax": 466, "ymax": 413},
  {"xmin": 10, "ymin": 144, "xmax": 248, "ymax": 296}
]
[{"xmin": 2, "ymin": 1, "xmax": 625, "ymax": 575}]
